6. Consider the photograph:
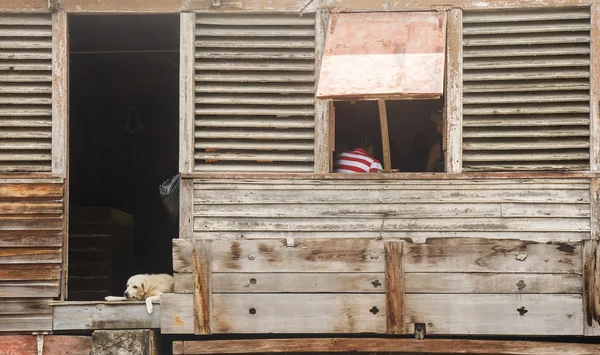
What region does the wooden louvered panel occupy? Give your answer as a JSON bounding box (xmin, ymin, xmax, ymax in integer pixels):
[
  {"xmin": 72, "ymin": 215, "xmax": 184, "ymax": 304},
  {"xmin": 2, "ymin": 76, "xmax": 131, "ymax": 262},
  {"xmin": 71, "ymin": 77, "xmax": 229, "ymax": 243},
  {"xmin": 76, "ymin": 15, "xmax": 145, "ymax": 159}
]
[
  {"xmin": 194, "ymin": 13, "xmax": 315, "ymax": 172},
  {"xmin": 0, "ymin": 13, "xmax": 52, "ymax": 173},
  {"xmin": 462, "ymin": 8, "xmax": 591, "ymax": 171}
]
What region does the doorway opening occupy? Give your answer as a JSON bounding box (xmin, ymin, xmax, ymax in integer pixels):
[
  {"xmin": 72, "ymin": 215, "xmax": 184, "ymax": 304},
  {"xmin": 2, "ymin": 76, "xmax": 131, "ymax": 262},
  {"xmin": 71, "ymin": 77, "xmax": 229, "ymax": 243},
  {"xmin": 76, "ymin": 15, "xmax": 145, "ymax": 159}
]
[{"xmin": 67, "ymin": 14, "xmax": 180, "ymax": 300}]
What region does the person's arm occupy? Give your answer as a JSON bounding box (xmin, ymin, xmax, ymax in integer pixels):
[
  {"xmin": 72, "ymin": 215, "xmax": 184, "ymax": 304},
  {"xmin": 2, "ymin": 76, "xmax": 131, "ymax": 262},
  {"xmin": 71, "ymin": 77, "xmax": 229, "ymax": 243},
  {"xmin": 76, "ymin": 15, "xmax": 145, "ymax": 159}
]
[{"xmin": 426, "ymin": 142, "xmax": 441, "ymax": 172}]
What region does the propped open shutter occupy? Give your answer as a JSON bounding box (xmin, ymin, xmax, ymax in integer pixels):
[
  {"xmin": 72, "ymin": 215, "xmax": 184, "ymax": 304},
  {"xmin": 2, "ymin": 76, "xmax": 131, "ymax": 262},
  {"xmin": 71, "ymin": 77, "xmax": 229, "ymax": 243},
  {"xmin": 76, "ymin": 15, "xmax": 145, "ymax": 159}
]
[
  {"xmin": 193, "ymin": 13, "xmax": 316, "ymax": 172},
  {"xmin": 462, "ymin": 8, "xmax": 591, "ymax": 171},
  {"xmin": 0, "ymin": 14, "xmax": 53, "ymax": 173}
]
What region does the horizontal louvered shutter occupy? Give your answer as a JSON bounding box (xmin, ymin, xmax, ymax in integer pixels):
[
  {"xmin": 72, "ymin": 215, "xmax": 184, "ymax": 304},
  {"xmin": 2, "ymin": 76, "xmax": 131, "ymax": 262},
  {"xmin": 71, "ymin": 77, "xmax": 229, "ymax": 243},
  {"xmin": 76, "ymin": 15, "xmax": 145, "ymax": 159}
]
[
  {"xmin": 194, "ymin": 13, "xmax": 315, "ymax": 172},
  {"xmin": 0, "ymin": 14, "xmax": 53, "ymax": 173},
  {"xmin": 462, "ymin": 8, "xmax": 590, "ymax": 171}
]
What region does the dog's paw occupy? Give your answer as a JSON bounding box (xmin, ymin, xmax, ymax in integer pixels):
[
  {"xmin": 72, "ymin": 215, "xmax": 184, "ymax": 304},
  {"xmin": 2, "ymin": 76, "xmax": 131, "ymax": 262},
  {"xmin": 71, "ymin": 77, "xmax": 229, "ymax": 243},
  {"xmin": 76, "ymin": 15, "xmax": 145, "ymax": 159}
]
[{"xmin": 146, "ymin": 301, "xmax": 154, "ymax": 314}]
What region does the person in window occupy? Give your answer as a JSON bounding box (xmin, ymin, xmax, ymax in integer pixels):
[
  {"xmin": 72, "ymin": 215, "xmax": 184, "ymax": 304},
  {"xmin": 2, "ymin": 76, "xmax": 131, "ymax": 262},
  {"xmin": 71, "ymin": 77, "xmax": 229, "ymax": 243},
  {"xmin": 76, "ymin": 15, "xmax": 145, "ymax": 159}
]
[
  {"xmin": 426, "ymin": 111, "xmax": 445, "ymax": 172},
  {"xmin": 334, "ymin": 138, "xmax": 383, "ymax": 173}
]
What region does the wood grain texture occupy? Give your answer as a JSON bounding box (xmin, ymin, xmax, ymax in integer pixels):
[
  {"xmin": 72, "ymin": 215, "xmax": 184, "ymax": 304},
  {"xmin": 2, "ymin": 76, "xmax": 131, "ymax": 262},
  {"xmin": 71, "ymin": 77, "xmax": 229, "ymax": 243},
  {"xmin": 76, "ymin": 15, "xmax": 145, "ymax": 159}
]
[
  {"xmin": 446, "ymin": 8, "xmax": 462, "ymax": 173},
  {"xmin": 175, "ymin": 238, "xmax": 582, "ymax": 274},
  {"xmin": 591, "ymin": 178, "xmax": 599, "ymax": 240},
  {"xmin": 584, "ymin": 240, "xmax": 600, "ymax": 335},
  {"xmin": 164, "ymin": 293, "xmax": 583, "ymax": 336},
  {"xmin": 173, "ymin": 337, "xmax": 600, "ymax": 355},
  {"xmin": 212, "ymin": 293, "xmax": 385, "ymax": 334},
  {"xmin": 91, "ymin": 330, "xmax": 158, "ymax": 355},
  {"xmin": 52, "ymin": 302, "xmax": 161, "ymax": 331},
  {"xmin": 192, "ymin": 240, "xmax": 211, "ymax": 335},
  {"xmin": 175, "ymin": 272, "xmax": 581, "ymax": 294},
  {"xmin": 591, "ymin": 2, "xmax": 600, "ymax": 171},
  {"xmin": 180, "ymin": 178, "xmax": 194, "ymax": 240},
  {"xmin": 161, "ymin": 293, "xmax": 194, "ymax": 334},
  {"xmin": 61, "ymin": 0, "xmax": 181, "ymax": 12},
  {"xmin": 52, "ymin": 11, "xmax": 67, "ymax": 177},
  {"xmin": 313, "ymin": 10, "xmax": 330, "ymax": 174},
  {"xmin": 378, "ymin": 100, "xmax": 391, "ymax": 172},
  {"xmin": 180, "ymin": 13, "xmax": 195, "ymax": 174},
  {"xmin": 384, "ymin": 241, "xmax": 403, "ymax": 334}
]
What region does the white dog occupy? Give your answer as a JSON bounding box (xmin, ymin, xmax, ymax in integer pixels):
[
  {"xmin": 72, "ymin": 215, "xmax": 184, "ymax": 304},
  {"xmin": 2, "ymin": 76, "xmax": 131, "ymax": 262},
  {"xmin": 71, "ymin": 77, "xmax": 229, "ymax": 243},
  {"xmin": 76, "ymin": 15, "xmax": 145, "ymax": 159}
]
[{"xmin": 104, "ymin": 273, "xmax": 174, "ymax": 314}]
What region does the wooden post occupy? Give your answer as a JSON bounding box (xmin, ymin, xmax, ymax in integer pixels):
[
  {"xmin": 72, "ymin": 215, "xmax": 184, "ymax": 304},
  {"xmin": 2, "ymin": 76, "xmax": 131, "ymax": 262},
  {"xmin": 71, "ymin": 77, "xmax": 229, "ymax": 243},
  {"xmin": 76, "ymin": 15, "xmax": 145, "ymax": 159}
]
[
  {"xmin": 314, "ymin": 10, "xmax": 330, "ymax": 173},
  {"xmin": 592, "ymin": 178, "xmax": 599, "ymax": 241},
  {"xmin": 378, "ymin": 100, "xmax": 392, "ymax": 172},
  {"xmin": 193, "ymin": 240, "xmax": 212, "ymax": 335},
  {"xmin": 91, "ymin": 330, "xmax": 158, "ymax": 355},
  {"xmin": 52, "ymin": 10, "xmax": 69, "ymax": 300},
  {"xmin": 180, "ymin": 12, "xmax": 196, "ymax": 174},
  {"xmin": 445, "ymin": 9, "xmax": 463, "ymax": 173},
  {"xmin": 590, "ymin": 3, "xmax": 600, "ymax": 171},
  {"xmin": 584, "ymin": 240, "xmax": 600, "ymax": 335},
  {"xmin": 384, "ymin": 241, "xmax": 404, "ymax": 334},
  {"xmin": 179, "ymin": 178, "xmax": 194, "ymax": 239}
]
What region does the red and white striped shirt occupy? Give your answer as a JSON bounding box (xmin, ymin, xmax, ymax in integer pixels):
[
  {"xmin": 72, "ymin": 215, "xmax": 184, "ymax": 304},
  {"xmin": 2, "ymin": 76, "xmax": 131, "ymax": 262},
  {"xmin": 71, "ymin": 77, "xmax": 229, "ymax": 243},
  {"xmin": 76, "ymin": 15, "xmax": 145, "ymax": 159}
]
[{"xmin": 334, "ymin": 148, "xmax": 383, "ymax": 173}]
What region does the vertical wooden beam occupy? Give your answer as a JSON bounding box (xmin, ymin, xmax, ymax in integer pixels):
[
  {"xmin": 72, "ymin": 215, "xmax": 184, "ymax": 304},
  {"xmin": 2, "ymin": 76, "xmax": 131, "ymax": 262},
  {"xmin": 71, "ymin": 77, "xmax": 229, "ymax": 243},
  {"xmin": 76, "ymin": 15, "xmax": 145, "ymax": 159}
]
[
  {"xmin": 314, "ymin": 10, "xmax": 330, "ymax": 173},
  {"xmin": 52, "ymin": 10, "xmax": 69, "ymax": 300},
  {"xmin": 52, "ymin": 10, "xmax": 68, "ymax": 177},
  {"xmin": 193, "ymin": 240, "xmax": 212, "ymax": 335},
  {"xmin": 591, "ymin": 3, "xmax": 600, "ymax": 171},
  {"xmin": 584, "ymin": 240, "xmax": 600, "ymax": 335},
  {"xmin": 384, "ymin": 241, "xmax": 404, "ymax": 334},
  {"xmin": 445, "ymin": 9, "xmax": 463, "ymax": 173},
  {"xmin": 378, "ymin": 100, "xmax": 392, "ymax": 172},
  {"xmin": 179, "ymin": 178, "xmax": 194, "ymax": 239},
  {"xmin": 180, "ymin": 12, "xmax": 196, "ymax": 174},
  {"xmin": 592, "ymin": 178, "xmax": 599, "ymax": 241}
]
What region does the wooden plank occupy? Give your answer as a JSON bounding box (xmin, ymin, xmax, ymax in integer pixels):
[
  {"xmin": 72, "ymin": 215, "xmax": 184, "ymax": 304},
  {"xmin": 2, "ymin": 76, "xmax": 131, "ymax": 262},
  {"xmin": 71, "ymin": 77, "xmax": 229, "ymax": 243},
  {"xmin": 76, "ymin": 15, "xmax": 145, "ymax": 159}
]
[
  {"xmin": 591, "ymin": 178, "xmax": 599, "ymax": 240},
  {"xmin": 194, "ymin": 187, "xmax": 590, "ymax": 204},
  {"xmin": 313, "ymin": 10, "xmax": 329, "ymax": 174},
  {"xmin": 52, "ymin": 11, "xmax": 68, "ymax": 177},
  {"xmin": 0, "ymin": 0, "xmax": 48, "ymax": 11},
  {"xmin": 180, "ymin": 12, "xmax": 195, "ymax": 174},
  {"xmin": 446, "ymin": 9, "xmax": 462, "ymax": 173},
  {"xmin": 160, "ymin": 293, "xmax": 194, "ymax": 334},
  {"xmin": 0, "ymin": 336, "xmax": 37, "ymax": 353},
  {"xmin": 0, "ymin": 299, "xmax": 52, "ymax": 315},
  {"xmin": 0, "ymin": 281, "xmax": 59, "ymax": 297},
  {"xmin": 52, "ymin": 302, "xmax": 161, "ymax": 331},
  {"xmin": 502, "ymin": 203, "xmax": 589, "ymax": 218},
  {"xmin": 0, "ymin": 231, "xmax": 62, "ymax": 247},
  {"xmin": 192, "ymin": 240, "xmax": 211, "ymax": 335},
  {"xmin": 175, "ymin": 272, "xmax": 386, "ymax": 294},
  {"xmin": 591, "ymin": 2, "xmax": 600, "ymax": 171},
  {"xmin": 584, "ymin": 240, "xmax": 600, "ymax": 335},
  {"xmin": 0, "ymin": 315, "xmax": 52, "ymax": 332},
  {"xmin": 0, "ymin": 201, "xmax": 62, "ymax": 215},
  {"xmin": 0, "ymin": 247, "xmax": 61, "ymax": 264},
  {"xmin": 173, "ymin": 337, "xmax": 600, "ymax": 355},
  {"xmin": 0, "ymin": 183, "xmax": 62, "ymax": 198},
  {"xmin": 176, "ymin": 238, "xmax": 582, "ymax": 274},
  {"xmin": 385, "ymin": 241, "xmax": 403, "ymax": 334},
  {"xmin": 168, "ymin": 293, "xmax": 583, "ymax": 336},
  {"xmin": 212, "ymin": 293, "xmax": 385, "ymax": 334},
  {"xmin": 175, "ymin": 272, "xmax": 581, "ymax": 294},
  {"xmin": 188, "ymin": 0, "xmax": 311, "ymax": 11},
  {"xmin": 378, "ymin": 100, "xmax": 391, "ymax": 172},
  {"xmin": 91, "ymin": 330, "xmax": 158, "ymax": 355},
  {"xmin": 194, "ymin": 217, "xmax": 590, "ymax": 234},
  {"xmin": 179, "ymin": 178, "xmax": 194, "ymax": 245},
  {"xmin": 0, "ymin": 216, "xmax": 63, "ymax": 230},
  {"xmin": 60, "ymin": 0, "xmax": 180, "ymax": 12}
]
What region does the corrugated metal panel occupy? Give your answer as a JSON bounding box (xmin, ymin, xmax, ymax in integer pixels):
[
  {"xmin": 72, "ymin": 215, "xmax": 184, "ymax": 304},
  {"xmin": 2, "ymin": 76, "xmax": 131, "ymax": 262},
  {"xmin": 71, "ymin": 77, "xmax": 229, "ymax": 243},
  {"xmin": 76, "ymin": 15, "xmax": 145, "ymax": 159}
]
[
  {"xmin": 0, "ymin": 14, "xmax": 53, "ymax": 173},
  {"xmin": 316, "ymin": 12, "xmax": 446, "ymax": 100},
  {"xmin": 194, "ymin": 13, "xmax": 316, "ymax": 173},
  {"xmin": 462, "ymin": 8, "xmax": 591, "ymax": 171}
]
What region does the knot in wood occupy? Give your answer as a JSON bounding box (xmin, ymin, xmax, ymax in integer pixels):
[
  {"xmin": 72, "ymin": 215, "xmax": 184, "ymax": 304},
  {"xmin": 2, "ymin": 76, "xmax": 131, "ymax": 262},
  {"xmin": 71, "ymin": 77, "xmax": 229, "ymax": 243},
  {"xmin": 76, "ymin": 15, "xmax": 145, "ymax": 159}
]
[
  {"xmin": 515, "ymin": 252, "xmax": 527, "ymax": 261},
  {"xmin": 369, "ymin": 252, "xmax": 379, "ymax": 260},
  {"xmin": 369, "ymin": 306, "xmax": 379, "ymax": 315},
  {"xmin": 248, "ymin": 254, "xmax": 255, "ymax": 260},
  {"xmin": 517, "ymin": 306, "xmax": 528, "ymax": 316},
  {"xmin": 516, "ymin": 280, "xmax": 526, "ymax": 291},
  {"xmin": 371, "ymin": 279, "xmax": 382, "ymax": 288}
]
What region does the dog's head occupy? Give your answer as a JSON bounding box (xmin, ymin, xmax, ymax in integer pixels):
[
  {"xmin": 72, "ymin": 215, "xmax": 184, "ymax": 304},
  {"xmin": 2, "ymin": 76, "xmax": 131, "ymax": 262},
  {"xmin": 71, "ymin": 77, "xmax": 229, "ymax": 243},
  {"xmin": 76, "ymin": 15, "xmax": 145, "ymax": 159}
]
[{"xmin": 124, "ymin": 274, "xmax": 149, "ymax": 300}]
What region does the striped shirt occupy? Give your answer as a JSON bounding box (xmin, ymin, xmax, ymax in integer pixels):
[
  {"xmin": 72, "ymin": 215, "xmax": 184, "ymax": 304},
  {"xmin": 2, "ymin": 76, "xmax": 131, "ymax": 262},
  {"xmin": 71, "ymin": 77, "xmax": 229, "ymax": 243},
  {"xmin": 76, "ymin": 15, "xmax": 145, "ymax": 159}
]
[{"xmin": 334, "ymin": 148, "xmax": 383, "ymax": 173}]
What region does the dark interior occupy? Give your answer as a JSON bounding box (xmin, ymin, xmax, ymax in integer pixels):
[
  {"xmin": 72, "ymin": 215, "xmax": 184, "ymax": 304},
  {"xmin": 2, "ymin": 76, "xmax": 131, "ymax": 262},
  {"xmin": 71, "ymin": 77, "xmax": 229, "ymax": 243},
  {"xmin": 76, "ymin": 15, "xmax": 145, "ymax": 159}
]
[
  {"xmin": 68, "ymin": 14, "xmax": 180, "ymax": 300},
  {"xmin": 334, "ymin": 99, "xmax": 444, "ymax": 172}
]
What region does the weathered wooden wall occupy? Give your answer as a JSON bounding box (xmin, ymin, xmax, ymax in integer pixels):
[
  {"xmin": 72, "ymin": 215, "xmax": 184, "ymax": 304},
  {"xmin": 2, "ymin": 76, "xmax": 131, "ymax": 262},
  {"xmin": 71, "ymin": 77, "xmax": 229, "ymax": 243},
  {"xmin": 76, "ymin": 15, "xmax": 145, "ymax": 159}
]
[
  {"xmin": 188, "ymin": 178, "xmax": 591, "ymax": 241},
  {"xmin": 159, "ymin": 177, "xmax": 593, "ymax": 336},
  {"xmin": 0, "ymin": 177, "xmax": 63, "ymax": 332}
]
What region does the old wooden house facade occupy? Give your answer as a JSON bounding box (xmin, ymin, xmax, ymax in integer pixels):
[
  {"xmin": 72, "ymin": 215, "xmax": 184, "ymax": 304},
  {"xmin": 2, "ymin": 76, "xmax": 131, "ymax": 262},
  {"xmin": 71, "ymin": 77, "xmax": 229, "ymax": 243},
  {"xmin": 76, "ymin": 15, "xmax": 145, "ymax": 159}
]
[{"xmin": 1, "ymin": 0, "xmax": 600, "ymax": 354}]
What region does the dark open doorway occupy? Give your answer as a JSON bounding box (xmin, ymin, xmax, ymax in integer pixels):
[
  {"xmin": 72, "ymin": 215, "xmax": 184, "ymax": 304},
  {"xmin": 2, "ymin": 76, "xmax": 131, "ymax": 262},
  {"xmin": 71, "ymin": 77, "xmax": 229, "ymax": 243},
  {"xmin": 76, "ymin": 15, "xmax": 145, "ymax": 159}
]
[{"xmin": 67, "ymin": 14, "xmax": 180, "ymax": 300}]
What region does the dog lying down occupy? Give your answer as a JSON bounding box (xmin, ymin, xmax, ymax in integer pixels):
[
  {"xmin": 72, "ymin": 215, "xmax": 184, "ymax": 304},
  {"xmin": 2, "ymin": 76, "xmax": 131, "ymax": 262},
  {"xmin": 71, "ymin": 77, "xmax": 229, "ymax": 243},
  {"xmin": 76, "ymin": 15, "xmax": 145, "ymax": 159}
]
[{"xmin": 105, "ymin": 273, "xmax": 174, "ymax": 314}]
